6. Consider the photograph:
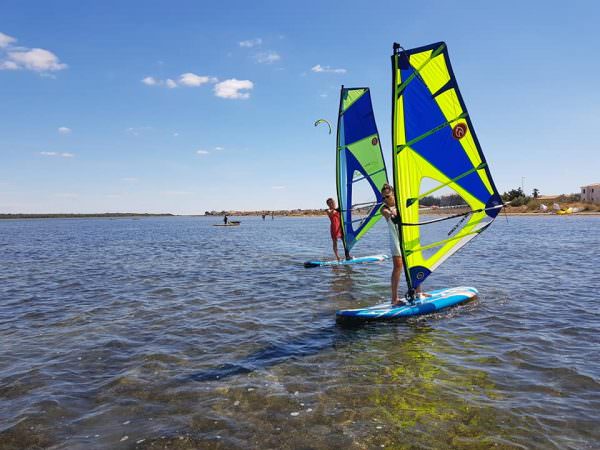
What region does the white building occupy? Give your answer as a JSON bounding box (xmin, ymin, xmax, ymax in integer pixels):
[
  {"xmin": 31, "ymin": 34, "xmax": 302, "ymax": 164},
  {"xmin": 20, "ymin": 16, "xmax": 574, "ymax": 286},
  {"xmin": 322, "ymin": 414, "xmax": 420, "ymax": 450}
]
[{"xmin": 581, "ymin": 183, "xmax": 600, "ymax": 204}]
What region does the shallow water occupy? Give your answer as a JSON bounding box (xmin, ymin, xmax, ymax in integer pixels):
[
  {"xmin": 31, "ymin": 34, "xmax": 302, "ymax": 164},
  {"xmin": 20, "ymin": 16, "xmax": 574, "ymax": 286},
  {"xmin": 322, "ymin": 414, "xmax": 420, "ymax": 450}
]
[{"xmin": 0, "ymin": 215, "xmax": 599, "ymax": 449}]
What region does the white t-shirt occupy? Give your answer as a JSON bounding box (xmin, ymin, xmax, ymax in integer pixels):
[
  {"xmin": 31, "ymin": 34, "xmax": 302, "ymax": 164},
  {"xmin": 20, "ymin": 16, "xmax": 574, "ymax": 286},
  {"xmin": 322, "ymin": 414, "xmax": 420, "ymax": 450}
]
[{"xmin": 383, "ymin": 206, "xmax": 402, "ymax": 257}]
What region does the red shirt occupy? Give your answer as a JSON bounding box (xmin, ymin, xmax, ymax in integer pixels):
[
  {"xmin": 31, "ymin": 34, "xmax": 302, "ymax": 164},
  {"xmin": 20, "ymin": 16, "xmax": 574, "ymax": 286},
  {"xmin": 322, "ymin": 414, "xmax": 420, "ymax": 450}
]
[{"xmin": 329, "ymin": 209, "xmax": 342, "ymax": 239}]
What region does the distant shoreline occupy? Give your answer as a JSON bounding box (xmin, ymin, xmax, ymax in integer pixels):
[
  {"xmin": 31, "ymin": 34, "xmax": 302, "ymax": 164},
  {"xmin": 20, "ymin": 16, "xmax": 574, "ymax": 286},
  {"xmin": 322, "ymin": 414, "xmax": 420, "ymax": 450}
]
[
  {"xmin": 501, "ymin": 212, "xmax": 600, "ymax": 216},
  {"xmin": 0, "ymin": 213, "xmax": 174, "ymax": 220},
  {"xmin": 1, "ymin": 211, "xmax": 599, "ymax": 220}
]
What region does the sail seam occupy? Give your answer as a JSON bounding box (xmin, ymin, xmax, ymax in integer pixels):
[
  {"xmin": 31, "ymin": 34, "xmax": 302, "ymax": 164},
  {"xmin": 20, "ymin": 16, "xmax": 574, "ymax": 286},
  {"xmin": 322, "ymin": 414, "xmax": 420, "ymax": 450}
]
[
  {"xmin": 396, "ymin": 43, "xmax": 446, "ymax": 97},
  {"xmin": 352, "ymin": 168, "xmax": 387, "ymax": 183},
  {"xmin": 341, "ymin": 132, "xmax": 379, "ymax": 149},
  {"xmin": 405, "ymin": 222, "xmax": 487, "ymax": 255},
  {"xmin": 340, "ymin": 88, "xmax": 368, "ymax": 114},
  {"xmin": 406, "ymin": 162, "xmax": 487, "ymax": 206},
  {"xmin": 399, "ymin": 148, "xmax": 486, "ymax": 207},
  {"xmin": 396, "ymin": 112, "xmax": 468, "ymax": 153}
]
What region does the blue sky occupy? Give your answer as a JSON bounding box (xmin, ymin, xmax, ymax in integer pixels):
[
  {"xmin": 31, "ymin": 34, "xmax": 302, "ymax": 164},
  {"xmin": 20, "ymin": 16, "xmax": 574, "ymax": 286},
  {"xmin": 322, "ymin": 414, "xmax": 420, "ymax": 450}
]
[{"xmin": 1, "ymin": 0, "xmax": 598, "ymax": 214}]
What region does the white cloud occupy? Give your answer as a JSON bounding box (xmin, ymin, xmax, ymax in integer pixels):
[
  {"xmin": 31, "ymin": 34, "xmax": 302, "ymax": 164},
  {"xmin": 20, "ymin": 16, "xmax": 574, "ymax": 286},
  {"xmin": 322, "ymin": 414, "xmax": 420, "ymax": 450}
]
[
  {"xmin": 214, "ymin": 146, "xmax": 224, "ymax": 151},
  {"xmin": 58, "ymin": 126, "xmax": 72, "ymax": 135},
  {"xmin": 142, "ymin": 76, "xmax": 159, "ymax": 85},
  {"xmin": 0, "ymin": 33, "xmax": 67, "ymax": 74},
  {"xmin": 214, "ymin": 79, "xmax": 253, "ymax": 100},
  {"xmin": 143, "ymin": 73, "xmax": 218, "ymax": 89},
  {"xmin": 239, "ymin": 38, "xmax": 262, "ymax": 48},
  {"xmin": 54, "ymin": 192, "xmax": 78, "ymax": 198},
  {"xmin": 173, "ymin": 132, "xmax": 179, "ymax": 137},
  {"xmin": 0, "ymin": 32, "xmax": 16, "ymax": 48},
  {"xmin": 255, "ymin": 51, "xmax": 281, "ymax": 64},
  {"xmin": 4, "ymin": 48, "xmax": 67, "ymax": 72},
  {"xmin": 311, "ymin": 64, "xmax": 346, "ymax": 74},
  {"xmin": 122, "ymin": 177, "xmax": 138, "ymax": 182},
  {"xmin": 0, "ymin": 60, "xmax": 19, "ymax": 70},
  {"xmin": 178, "ymin": 72, "xmax": 217, "ymax": 87},
  {"xmin": 40, "ymin": 151, "xmax": 74, "ymax": 158},
  {"xmin": 126, "ymin": 126, "xmax": 151, "ymax": 136},
  {"xmin": 272, "ymin": 185, "xmax": 286, "ymax": 190},
  {"xmin": 161, "ymin": 190, "xmax": 192, "ymax": 196},
  {"xmin": 196, "ymin": 149, "xmax": 209, "ymax": 155}
]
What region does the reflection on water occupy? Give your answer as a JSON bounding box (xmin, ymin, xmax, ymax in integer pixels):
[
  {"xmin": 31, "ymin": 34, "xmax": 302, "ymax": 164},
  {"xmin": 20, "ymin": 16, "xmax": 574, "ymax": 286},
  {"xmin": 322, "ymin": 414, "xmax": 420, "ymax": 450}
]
[{"xmin": 0, "ymin": 216, "xmax": 599, "ymax": 449}]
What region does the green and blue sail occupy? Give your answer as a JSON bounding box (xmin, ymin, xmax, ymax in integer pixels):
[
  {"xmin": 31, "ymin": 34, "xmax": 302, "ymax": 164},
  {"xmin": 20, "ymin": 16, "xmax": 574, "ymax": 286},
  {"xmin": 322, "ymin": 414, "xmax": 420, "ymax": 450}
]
[{"xmin": 336, "ymin": 87, "xmax": 388, "ymax": 254}]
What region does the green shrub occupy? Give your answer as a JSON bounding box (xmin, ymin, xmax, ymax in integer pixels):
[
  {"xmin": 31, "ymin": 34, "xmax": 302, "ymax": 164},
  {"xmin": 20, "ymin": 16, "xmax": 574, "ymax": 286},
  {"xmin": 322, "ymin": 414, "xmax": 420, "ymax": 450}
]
[{"xmin": 508, "ymin": 196, "xmax": 528, "ymax": 207}]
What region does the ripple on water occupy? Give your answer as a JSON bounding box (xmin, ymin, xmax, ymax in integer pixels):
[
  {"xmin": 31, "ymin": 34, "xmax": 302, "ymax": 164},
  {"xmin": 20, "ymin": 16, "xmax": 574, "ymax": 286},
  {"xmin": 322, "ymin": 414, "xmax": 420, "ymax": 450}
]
[{"xmin": 0, "ymin": 216, "xmax": 599, "ymax": 449}]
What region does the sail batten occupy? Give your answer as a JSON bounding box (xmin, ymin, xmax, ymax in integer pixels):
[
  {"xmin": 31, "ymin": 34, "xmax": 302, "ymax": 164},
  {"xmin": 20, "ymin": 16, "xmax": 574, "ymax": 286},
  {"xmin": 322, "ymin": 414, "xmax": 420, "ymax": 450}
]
[
  {"xmin": 405, "ymin": 223, "xmax": 487, "ymax": 256},
  {"xmin": 336, "ymin": 86, "xmax": 388, "ymax": 254},
  {"xmin": 406, "ymin": 162, "xmax": 488, "ymax": 206},
  {"xmin": 344, "ymin": 132, "xmax": 380, "ymax": 147},
  {"xmin": 353, "ymin": 168, "xmax": 387, "ymax": 183},
  {"xmin": 391, "ymin": 42, "xmax": 502, "ymax": 292},
  {"xmin": 396, "ymin": 111, "xmax": 469, "ymax": 152}
]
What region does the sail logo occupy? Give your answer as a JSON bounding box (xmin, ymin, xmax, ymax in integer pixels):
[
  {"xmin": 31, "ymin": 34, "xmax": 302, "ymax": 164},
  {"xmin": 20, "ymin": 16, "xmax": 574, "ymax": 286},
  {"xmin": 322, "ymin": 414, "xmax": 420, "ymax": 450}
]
[
  {"xmin": 371, "ymin": 137, "xmax": 379, "ymax": 146},
  {"xmin": 452, "ymin": 123, "xmax": 468, "ymax": 140}
]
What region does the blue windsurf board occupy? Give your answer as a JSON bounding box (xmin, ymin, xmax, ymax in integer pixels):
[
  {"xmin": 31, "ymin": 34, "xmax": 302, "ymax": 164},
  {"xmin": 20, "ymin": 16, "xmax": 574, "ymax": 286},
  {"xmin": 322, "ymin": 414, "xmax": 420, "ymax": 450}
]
[
  {"xmin": 304, "ymin": 254, "xmax": 389, "ymax": 268},
  {"xmin": 336, "ymin": 286, "xmax": 478, "ymax": 322}
]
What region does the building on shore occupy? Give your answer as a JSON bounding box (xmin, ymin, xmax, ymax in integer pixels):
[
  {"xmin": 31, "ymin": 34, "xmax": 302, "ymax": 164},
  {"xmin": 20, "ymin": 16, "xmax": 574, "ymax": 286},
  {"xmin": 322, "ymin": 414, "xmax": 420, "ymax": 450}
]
[{"xmin": 581, "ymin": 183, "xmax": 600, "ymax": 204}]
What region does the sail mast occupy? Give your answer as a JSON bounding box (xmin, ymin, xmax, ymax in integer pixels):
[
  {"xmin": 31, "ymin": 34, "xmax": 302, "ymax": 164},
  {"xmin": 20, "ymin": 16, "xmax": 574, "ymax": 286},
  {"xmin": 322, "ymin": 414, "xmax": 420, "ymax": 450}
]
[{"xmin": 335, "ymin": 85, "xmax": 350, "ymax": 257}]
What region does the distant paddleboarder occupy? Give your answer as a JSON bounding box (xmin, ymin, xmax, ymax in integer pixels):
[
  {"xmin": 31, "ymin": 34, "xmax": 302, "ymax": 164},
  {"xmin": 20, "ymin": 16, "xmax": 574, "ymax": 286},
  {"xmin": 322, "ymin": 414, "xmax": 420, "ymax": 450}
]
[{"xmin": 223, "ymin": 214, "xmax": 228, "ymax": 225}]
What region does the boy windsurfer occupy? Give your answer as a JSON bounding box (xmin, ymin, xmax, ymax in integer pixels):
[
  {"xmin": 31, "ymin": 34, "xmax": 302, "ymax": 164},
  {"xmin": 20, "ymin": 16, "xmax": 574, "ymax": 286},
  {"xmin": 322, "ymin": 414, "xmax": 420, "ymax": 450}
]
[{"xmin": 326, "ymin": 198, "xmax": 351, "ymax": 261}]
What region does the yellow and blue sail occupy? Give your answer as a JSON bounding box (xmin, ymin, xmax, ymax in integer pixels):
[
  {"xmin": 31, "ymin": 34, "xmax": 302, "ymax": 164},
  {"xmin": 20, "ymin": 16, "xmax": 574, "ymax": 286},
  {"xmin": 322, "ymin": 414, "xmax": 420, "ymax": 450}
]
[
  {"xmin": 336, "ymin": 86, "xmax": 388, "ymax": 254},
  {"xmin": 391, "ymin": 42, "xmax": 503, "ymax": 292}
]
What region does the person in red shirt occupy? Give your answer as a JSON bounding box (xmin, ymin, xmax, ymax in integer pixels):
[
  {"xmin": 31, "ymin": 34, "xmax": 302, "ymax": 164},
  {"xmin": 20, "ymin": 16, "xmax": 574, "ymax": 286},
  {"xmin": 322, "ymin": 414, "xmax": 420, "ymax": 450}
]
[{"xmin": 326, "ymin": 198, "xmax": 350, "ymax": 261}]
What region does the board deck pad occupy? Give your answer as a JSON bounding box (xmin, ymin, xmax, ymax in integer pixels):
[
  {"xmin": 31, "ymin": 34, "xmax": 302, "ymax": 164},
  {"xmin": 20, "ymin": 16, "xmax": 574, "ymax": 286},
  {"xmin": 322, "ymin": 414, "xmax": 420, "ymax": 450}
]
[
  {"xmin": 304, "ymin": 254, "xmax": 389, "ymax": 268},
  {"xmin": 336, "ymin": 286, "xmax": 477, "ymax": 321}
]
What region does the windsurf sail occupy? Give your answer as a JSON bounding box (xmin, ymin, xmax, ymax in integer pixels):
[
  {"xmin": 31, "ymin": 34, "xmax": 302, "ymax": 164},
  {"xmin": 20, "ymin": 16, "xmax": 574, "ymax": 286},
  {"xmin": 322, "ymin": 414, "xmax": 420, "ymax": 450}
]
[
  {"xmin": 391, "ymin": 42, "xmax": 503, "ymax": 295},
  {"xmin": 336, "ymin": 86, "xmax": 389, "ymax": 255}
]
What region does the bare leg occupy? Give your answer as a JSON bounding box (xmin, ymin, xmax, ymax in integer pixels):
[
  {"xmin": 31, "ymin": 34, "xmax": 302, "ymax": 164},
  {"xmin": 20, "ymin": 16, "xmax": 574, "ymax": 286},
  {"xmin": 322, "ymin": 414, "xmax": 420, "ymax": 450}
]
[
  {"xmin": 332, "ymin": 239, "xmax": 341, "ymax": 261},
  {"xmin": 391, "ymin": 256, "xmax": 403, "ymax": 305},
  {"xmin": 415, "ymin": 285, "xmax": 431, "ymax": 298}
]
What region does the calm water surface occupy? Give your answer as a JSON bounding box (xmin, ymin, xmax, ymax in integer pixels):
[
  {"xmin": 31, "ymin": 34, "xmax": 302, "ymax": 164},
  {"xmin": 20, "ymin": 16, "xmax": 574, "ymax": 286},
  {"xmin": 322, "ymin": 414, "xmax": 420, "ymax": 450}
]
[{"xmin": 0, "ymin": 216, "xmax": 599, "ymax": 449}]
